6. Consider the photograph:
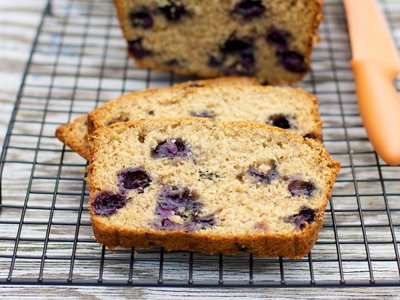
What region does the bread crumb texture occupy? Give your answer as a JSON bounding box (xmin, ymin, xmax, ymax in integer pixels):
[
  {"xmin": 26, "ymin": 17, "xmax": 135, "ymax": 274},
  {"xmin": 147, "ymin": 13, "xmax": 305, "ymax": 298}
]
[{"xmin": 88, "ymin": 118, "xmax": 339, "ymax": 258}]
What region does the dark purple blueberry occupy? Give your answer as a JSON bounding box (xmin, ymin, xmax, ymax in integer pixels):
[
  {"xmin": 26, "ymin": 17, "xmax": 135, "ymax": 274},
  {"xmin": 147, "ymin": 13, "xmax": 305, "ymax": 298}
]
[
  {"xmin": 287, "ymin": 206, "xmax": 317, "ymax": 229},
  {"xmin": 152, "ymin": 138, "xmax": 191, "ymax": 158},
  {"xmin": 128, "ymin": 38, "xmax": 151, "ymax": 58},
  {"xmin": 158, "ymin": 186, "xmax": 198, "ymax": 210},
  {"xmin": 220, "ymin": 38, "xmax": 255, "ymax": 75},
  {"xmin": 129, "ymin": 10, "xmax": 154, "ymax": 29},
  {"xmin": 191, "ymin": 111, "xmax": 214, "ymax": 119},
  {"xmin": 92, "ymin": 192, "xmax": 126, "ymax": 217},
  {"xmin": 304, "ymin": 133, "xmax": 317, "ymax": 139},
  {"xmin": 208, "ymin": 56, "xmax": 223, "ymax": 67},
  {"xmin": 154, "ymin": 186, "xmax": 215, "ymax": 231},
  {"xmin": 148, "ymin": 110, "xmax": 155, "ymax": 115},
  {"xmin": 281, "ymin": 51, "xmax": 306, "ymax": 73},
  {"xmin": 248, "ymin": 162, "xmax": 279, "ymax": 185},
  {"xmin": 159, "ymin": 0, "xmax": 186, "ymax": 22},
  {"xmin": 221, "ymin": 38, "xmax": 253, "ymax": 54},
  {"xmin": 232, "ymin": 0, "xmax": 266, "ymax": 18},
  {"xmin": 268, "ymin": 114, "xmax": 291, "ymax": 129},
  {"xmin": 266, "ymin": 28, "xmax": 291, "ymax": 53},
  {"xmin": 241, "ymin": 53, "xmax": 255, "ymax": 65},
  {"xmin": 288, "ymin": 180, "xmax": 316, "ymax": 197},
  {"xmin": 117, "ymin": 167, "xmax": 151, "ymax": 193}
]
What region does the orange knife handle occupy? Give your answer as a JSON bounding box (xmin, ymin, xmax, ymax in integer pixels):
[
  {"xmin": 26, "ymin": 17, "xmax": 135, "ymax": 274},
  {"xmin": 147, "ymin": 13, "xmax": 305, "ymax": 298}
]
[{"xmin": 351, "ymin": 60, "xmax": 400, "ymax": 165}]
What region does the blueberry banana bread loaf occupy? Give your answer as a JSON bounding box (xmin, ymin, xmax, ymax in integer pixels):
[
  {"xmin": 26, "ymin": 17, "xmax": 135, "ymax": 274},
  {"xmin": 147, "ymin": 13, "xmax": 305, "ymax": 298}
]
[
  {"xmin": 88, "ymin": 118, "xmax": 339, "ymax": 258},
  {"xmin": 113, "ymin": 0, "xmax": 323, "ymax": 83},
  {"xmin": 56, "ymin": 77, "xmax": 322, "ymax": 160}
]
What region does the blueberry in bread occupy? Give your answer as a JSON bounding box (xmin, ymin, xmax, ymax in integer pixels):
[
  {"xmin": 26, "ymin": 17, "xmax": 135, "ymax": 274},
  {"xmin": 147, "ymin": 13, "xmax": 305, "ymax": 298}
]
[
  {"xmin": 87, "ymin": 118, "xmax": 339, "ymax": 258},
  {"xmin": 56, "ymin": 77, "xmax": 322, "ymax": 160},
  {"xmin": 113, "ymin": 0, "xmax": 323, "ymax": 83}
]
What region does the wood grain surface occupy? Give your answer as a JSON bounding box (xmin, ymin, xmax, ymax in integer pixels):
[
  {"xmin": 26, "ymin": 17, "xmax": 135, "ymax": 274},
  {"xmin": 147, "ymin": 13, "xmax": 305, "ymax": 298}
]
[{"xmin": 1, "ymin": 0, "xmax": 400, "ymax": 298}]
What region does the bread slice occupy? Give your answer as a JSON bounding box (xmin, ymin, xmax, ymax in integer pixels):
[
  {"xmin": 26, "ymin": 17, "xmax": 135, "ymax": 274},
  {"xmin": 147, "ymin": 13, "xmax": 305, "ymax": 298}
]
[
  {"xmin": 56, "ymin": 77, "xmax": 259, "ymax": 159},
  {"xmin": 56, "ymin": 77, "xmax": 322, "ymax": 160},
  {"xmin": 55, "ymin": 116, "xmax": 89, "ymax": 158},
  {"xmin": 87, "ymin": 118, "xmax": 339, "ymax": 258},
  {"xmin": 114, "ymin": 0, "xmax": 323, "ymax": 83}
]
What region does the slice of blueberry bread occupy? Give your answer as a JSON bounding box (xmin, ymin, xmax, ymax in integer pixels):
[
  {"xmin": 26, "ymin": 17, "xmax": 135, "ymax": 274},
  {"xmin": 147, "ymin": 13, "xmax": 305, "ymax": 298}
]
[
  {"xmin": 114, "ymin": 0, "xmax": 323, "ymax": 83},
  {"xmin": 56, "ymin": 77, "xmax": 322, "ymax": 160},
  {"xmin": 87, "ymin": 82, "xmax": 321, "ymax": 141},
  {"xmin": 56, "ymin": 77, "xmax": 258, "ymax": 159},
  {"xmin": 87, "ymin": 118, "xmax": 339, "ymax": 258}
]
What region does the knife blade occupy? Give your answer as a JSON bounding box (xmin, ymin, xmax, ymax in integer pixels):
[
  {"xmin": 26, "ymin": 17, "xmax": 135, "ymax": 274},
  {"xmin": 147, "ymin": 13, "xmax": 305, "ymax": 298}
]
[{"xmin": 343, "ymin": 0, "xmax": 400, "ymax": 165}]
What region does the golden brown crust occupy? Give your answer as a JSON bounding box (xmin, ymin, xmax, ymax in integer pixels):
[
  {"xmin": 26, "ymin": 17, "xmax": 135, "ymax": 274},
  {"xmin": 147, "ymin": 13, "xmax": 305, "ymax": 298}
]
[
  {"xmin": 307, "ymin": 0, "xmax": 324, "ymax": 63},
  {"xmin": 55, "ymin": 115, "xmax": 90, "ymax": 159},
  {"xmin": 113, "ymin": 0, "xmax": 130, "ymax": 42},
  {"xmin": 88, "ymin": 118, "xmax": 340, "ymax": 258},
  {"xmin": 91, "ymin": 216, "xmax": 323, "ymax": 258}
]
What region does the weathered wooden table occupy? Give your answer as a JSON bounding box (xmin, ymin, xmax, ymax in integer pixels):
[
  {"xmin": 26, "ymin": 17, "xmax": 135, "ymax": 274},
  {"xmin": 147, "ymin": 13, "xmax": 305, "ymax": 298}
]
[{"xmin": 1, "ymin": 0, "xmax": 400, "ymax": 298}]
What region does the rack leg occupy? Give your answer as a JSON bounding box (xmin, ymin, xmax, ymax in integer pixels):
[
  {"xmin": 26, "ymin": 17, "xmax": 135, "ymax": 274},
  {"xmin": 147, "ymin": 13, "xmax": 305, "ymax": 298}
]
[
  {"xmin": 0, "ymin": 154, "xmax": 3, "ymax": 205},
  {"xmin": 47, "ymin": 0, "xmax": 53, "ymax": 16}
]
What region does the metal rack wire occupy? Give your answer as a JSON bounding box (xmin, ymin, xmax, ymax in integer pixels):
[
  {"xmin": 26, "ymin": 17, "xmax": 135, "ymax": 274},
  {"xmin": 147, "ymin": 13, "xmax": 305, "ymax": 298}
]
[{"xmin": 1, "ymin": 0, "xmax": 400, "ymax": 287}]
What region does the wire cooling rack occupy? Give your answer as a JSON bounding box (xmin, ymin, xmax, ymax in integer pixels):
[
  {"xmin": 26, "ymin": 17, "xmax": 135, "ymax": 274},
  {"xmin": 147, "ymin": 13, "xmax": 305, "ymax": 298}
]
[{"xmin": 1, "ymin": 0, "xmax": 400, "ymax": 288}]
